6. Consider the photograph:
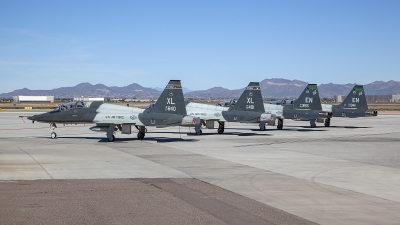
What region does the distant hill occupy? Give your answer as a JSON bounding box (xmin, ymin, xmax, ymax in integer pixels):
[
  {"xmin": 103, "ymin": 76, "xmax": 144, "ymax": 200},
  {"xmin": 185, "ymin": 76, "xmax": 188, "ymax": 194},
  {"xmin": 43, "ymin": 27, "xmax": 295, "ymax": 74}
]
[
  {"xmin": 185, "ymin": 79, "xmax": 400, "ymax": 99},
  {"xmin": 0, "ymin": 83, "xmax": 161, "ymax": 99},
  {"xmin": 185, "ymin": 87, "xmax": 244, "ymax": 99},
  {"xmin": 1, "ymin": 79, "xmax": 399, "ymax": 99},
  {"xmin": 153, "ymin": 87, "xmax": 193, "ymax": 94}
]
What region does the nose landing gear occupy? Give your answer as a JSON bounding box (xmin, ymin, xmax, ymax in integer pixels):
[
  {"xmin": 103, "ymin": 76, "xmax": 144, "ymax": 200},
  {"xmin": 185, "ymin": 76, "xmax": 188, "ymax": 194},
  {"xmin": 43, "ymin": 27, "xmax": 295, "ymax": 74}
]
[{"xmin": 50, "ymin": 123, "xmax": 57, "ymax": 139}]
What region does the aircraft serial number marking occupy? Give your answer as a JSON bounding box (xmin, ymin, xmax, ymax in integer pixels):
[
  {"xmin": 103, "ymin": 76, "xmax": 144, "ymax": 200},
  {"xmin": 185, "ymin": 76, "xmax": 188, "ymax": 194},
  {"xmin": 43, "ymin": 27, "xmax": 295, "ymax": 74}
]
[
  {"xmin": 165, "ymin": 106, "xmax": 177, "ymax": 111},
  {"xmin": 246, "ymin": 105, "xmax": 254, "ymax": 109},
  {"xmin": 300, "ymin": 104, "xmax": 309, "ymax": 108}
]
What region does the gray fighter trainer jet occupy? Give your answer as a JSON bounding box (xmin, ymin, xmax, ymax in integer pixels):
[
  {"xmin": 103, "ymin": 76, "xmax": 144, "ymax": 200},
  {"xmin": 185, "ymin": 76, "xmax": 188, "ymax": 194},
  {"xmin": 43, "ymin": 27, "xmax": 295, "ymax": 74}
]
[
  {"xmin": 186, "ymin": 82, "xmax": 275, "ymax": 134},
  {"xmin": 264, "ymin": 84, "xmax": 331, "ymax": 129},
  {"xmin": 321, "ymin": 85, "xmax": 378, "ymax": 126},
  {"xmin": 27, "ymin": 80, "xmax": 200, "ymax": 142}
]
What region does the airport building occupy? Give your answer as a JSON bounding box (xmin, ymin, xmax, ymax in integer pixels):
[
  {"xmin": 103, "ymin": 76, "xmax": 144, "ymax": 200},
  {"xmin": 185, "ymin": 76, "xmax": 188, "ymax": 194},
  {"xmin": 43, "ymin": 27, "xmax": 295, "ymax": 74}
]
[
  {"xmin": 13, "ymin": 96, "xmax": 54, "ymax": 103},
  {"xmin": 335, "ymin": 94, "xmax": 400, "ymax": 103}
]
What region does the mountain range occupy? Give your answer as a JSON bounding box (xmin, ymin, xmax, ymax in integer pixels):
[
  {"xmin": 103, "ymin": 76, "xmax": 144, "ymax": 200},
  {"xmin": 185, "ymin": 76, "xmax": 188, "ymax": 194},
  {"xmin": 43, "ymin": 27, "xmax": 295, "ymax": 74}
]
[{"xmin": 1, "ymin": 79, "xmax": 399, "ymax": 99}]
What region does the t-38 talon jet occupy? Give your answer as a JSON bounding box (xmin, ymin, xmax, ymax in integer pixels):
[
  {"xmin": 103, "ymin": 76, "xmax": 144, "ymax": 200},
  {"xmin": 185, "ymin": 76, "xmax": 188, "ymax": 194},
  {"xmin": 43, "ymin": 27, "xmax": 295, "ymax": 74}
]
[
  {"xmin": 26, "ymin": 80, "xmax": 200, "ymax": 142},
  {"xmin": 185, "ymin": 82, "xmax": 275, "ymax": 135},
  {"xmin": 321, "ymin": 85, "xmax": 377, "ymax": 126},
  {"xmin": 263, "ymin": 84, "xmax": 331, "ymax": 129}
]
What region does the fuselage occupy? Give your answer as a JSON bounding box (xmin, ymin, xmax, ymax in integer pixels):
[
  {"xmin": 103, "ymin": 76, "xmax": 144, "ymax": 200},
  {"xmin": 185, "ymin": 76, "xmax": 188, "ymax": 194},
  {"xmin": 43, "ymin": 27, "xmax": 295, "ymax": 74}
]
[
  {"xmin": 185, "ymin": 102, "xmax": 273, "ymax": 123},
  {"xmin": 28, "ymin": 101, "xmax": 145, "ymax": 125},
  {"xmin": 321, "ymin": 103, "xmax": 377, "ymax": 118}
]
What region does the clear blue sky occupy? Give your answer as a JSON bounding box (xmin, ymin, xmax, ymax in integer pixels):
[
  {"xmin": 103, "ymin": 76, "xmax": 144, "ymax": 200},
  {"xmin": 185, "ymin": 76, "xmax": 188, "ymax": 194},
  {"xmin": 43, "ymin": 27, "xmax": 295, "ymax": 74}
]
[{"xmin": 1, "ymin": 0, "xmax": 399, "ymax": 93}]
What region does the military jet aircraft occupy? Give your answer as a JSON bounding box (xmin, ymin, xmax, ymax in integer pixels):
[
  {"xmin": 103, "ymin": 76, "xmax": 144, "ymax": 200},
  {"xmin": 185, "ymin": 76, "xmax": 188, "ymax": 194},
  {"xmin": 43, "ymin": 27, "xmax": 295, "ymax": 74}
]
[
  {"xmin": 186, "ymin": 82, "xmax": 275, "ymax": 135},
  {"xmin": 263, "ymin": 84, "xmax": 331, "ymax": 129},
  {"xmin": 321, "ymin": 85, "xmax": 377, "ymax": 126},
  {"xmin": 27, "ymin": 80, "xmax": 200, "ymax": 142}
]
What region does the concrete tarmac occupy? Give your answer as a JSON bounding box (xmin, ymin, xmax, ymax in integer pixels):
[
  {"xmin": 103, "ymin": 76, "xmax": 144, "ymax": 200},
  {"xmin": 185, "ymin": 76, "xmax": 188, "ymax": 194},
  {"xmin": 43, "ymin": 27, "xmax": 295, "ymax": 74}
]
[{"xmin": 1, "ymin": 111, "xmax": 400, "ymax": 224}]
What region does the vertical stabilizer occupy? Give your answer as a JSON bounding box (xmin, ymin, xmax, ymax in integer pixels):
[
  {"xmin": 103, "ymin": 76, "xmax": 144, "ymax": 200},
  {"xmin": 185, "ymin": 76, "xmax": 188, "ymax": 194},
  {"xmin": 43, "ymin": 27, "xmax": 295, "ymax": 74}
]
[
  {"xmin": 294, "ymin": 84, "xmax": 322, "ymax": 110},
  {"xmin": 341, "ymin": 85, "xmax": 368, "ymax": 110},
  {"xmin": 148, "ymin": 80, "xmax": 187, "ymax": 115},
  {"xmin": 229, "ymin": 82, "xmax": 265, "ymax": 112}
]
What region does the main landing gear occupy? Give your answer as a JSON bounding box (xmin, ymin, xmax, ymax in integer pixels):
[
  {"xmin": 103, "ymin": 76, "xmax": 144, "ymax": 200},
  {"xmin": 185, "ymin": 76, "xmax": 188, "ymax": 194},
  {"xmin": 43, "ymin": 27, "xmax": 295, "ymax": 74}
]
[
  {"xmin": 310, "ymin": 119, "xmax": 317, "ymax": 128},
  {"xmin": 217, "ymin": 122, "xmax": 225, "ymax": 134},
  {"xmin": 107, "ymin": 125, "xmax": 115, "ymax": 142},
  {"xmin": 195, "ymin": 123, "xmax": 202, "ymax": 135},
  {"xmin": 50, "ymin": 123, "xmax": 57, "ymax": 139},
  {"xmin": 324, "ymin": 118, "xmax": 331, "ymax": 127},
  {"xmin": 137, "ymin": 126, "xmax": 146, "ymax": 140},
  {"xmin": 259, "ymin": 122, "xmax": 266, "ymax": 131},
  {"xmin": 277, "ymin": 118, "xmax": 283, "ymax": 130}
]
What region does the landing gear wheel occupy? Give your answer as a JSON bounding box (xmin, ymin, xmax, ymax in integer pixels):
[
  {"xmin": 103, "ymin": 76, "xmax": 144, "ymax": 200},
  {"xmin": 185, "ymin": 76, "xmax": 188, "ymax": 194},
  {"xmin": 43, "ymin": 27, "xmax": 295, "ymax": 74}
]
[
  {"xmin": 277, "ymin": 119, "xmax": 283, "ymax": 130},
  {"xmin": 137, "ymin": 132, "xmax": 145, "ymax": 140},
  {"xmin": 196, "ymin": 129, "xmax": 202, "ymax": 135},
  {"xmin": 310, "ymin": 124, "xmax": 317, "ymax": 128},
  {"xmin": 324, "ymin": 118, "xmax": 331, "ymax": 127},
  {"xmin": 260, "ymin": 126, "xmax": 266, "ymax": 131},
  {"xmin": 108, "ymin": 135, "xmax": 115, "ymax": 142},
  {"xmin": 218, "ymin": 128, "xmax": 224, "ymax": 134},
  {"xmin": 51, "ymin": 132, "xmax": 57, "ymax": 139}
]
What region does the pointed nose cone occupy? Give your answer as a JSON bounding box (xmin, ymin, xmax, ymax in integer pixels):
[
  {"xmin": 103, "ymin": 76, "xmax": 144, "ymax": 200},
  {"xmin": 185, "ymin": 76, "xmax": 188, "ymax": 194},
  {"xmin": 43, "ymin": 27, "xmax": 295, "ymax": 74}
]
[{"xmin": 27, "ymin": 114, "xmax": 42, "ymax": 121}]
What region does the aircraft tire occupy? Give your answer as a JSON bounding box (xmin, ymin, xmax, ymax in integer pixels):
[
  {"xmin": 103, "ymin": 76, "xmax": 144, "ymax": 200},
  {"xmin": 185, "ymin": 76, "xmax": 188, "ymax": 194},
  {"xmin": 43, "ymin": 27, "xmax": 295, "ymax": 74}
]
[
  {"xmin": 324, "ymin": 118, "xmax": 331, "ymax": 127},
  {"xmin": 51, "ymin": 132, "xmax": 57, "ymax": 139},
  {"xmin": 218, "ymin": 128, "xmax": 224, "ymax": 134},
  {"xmin": 137, "ymin": 132, "xmax": 145, "ymax": 140},
  {"xmin": 277, "ymin": 119, "xmax": 283, "ymax": 130},
  {"xmin": 260, "ymin": 126, "xmax": 266, "ymax": 131},
  {"xmin": 196, "ymin": 129, "xmax": 202, "ymax": 135},
  {"xmin": 108, "ymin": 135, "xmax": 115, "ymax": 142},
  {"xmin": 311, "ymin": 124, "xmax": 316, "ymax": 128}
]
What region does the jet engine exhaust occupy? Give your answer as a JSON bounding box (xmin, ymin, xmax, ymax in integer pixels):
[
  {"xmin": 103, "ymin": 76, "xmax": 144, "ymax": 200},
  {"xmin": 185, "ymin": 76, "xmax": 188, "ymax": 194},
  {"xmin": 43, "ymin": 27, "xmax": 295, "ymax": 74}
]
[{"xmin": 180, "ymin": 116, "xmax": 201, "ymax": 127}]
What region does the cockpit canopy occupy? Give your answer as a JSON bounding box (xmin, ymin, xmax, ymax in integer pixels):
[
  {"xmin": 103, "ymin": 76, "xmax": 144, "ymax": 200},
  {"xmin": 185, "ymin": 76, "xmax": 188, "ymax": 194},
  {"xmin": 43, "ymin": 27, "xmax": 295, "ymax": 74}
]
[
  {"xmin": 215, "ymin": 99, "xmax": 237, "ymax": 107},
  {"xmin": 145, "ymin": 103, "xmax": 156, "ymax": 109},
  {"xmin": 51, "ymin": 101, "xmax": 90, "ymax": 112}
]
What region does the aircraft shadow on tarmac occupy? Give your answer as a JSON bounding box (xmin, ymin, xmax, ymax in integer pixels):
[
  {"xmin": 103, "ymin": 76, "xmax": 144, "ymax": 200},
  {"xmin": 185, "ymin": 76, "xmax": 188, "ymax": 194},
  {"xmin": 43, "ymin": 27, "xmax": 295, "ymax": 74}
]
[
  {"xmin": 99, "ymin": 137, "xmax": 199, "ymax": 143},
  {"xmin": 288, "ymin": 125, "xmax": 371, "ymax": 129},
  {"xmin": 328, "ymin": 126, "xmax": 372, "ymax": 129},
  {"xmin": 150, "ymin": 131, "xmax": 273, "ymax": 137},
  {"xmin": 249, "ymin": 128, "xmax": 327, "ymax": 132},
  {"xmin": 36, "ymin": 136, "xmax": 199, "ymax": 143}
]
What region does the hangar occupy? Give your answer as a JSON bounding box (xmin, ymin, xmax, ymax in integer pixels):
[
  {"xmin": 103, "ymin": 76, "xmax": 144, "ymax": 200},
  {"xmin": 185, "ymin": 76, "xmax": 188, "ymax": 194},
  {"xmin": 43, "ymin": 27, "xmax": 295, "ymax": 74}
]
[
  {"xmin": 13, "ymin": 96, "xmax": 54, "ymax": 103},
  {"xmin": 73, "ymin": 97, "xmax": 104, "ymax": 102}
]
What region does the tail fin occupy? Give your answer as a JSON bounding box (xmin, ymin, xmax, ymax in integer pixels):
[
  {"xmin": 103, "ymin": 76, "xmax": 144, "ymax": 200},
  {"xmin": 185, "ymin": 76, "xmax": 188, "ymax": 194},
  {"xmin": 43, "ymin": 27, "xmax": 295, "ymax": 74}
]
[
  {"xmin": 229, "ymin": 82, "xmax": 264, "ymax": 112},
  {"xmin": 341, "ymin": 85, "xmax": 368, "ymax": 110},
  {"xmin": 294, "ymin": 84, "xmax": 322, "ymax": 110},
  {"xmin": 149, "ymin": 80, "xmax": 187, "ymax": 115}
]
